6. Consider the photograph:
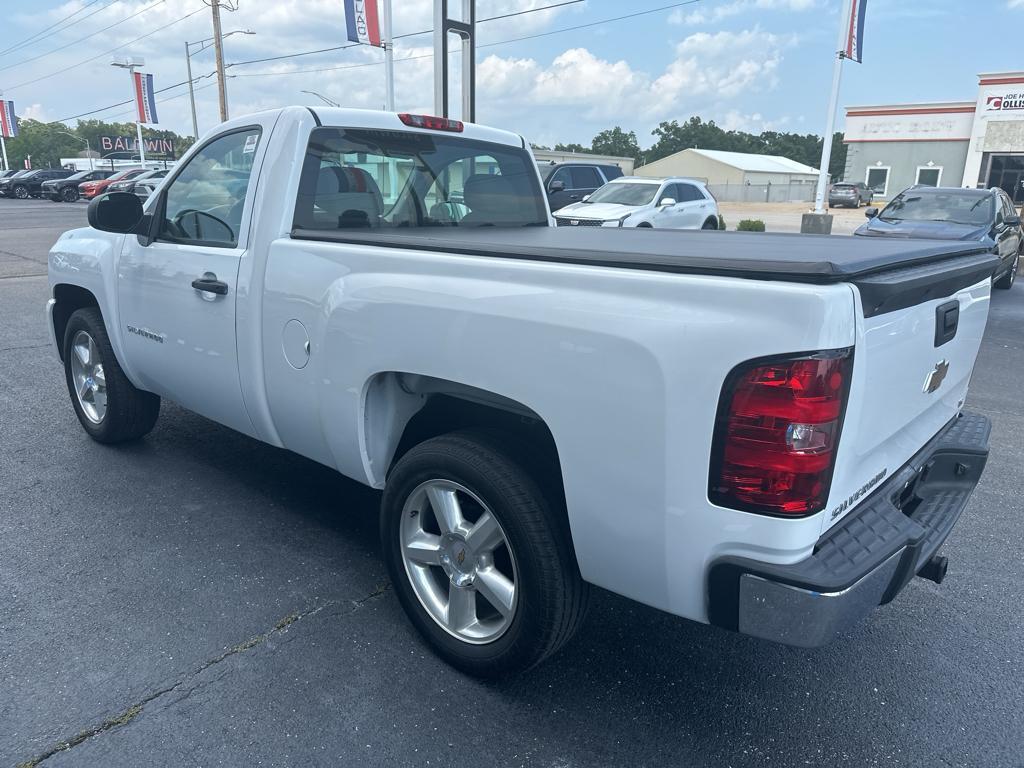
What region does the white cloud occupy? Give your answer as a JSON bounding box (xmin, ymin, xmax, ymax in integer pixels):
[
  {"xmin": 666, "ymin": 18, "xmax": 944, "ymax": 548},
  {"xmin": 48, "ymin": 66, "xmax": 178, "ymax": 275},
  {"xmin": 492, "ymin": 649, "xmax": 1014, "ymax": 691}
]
[
  {"xmin": 1, "ymin": 0, "xmax": 799, "ymax": 150},
  {"xmin": 671, "ymin": 0, "xmax": 816, "ymax": 25}
]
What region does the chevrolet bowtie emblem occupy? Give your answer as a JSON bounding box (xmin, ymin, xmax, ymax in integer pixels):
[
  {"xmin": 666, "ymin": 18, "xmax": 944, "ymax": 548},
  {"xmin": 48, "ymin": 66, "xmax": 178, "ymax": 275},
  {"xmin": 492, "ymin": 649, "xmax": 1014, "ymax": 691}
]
[{"xmin": 924, "ymin": 360, "xmax": 950, "ymax": 394}]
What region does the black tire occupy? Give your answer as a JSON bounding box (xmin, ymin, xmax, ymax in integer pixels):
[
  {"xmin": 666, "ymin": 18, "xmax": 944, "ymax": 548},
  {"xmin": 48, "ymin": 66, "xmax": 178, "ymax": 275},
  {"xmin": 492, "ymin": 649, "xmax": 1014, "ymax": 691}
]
[
  {"xmin": 12, "ymin": 184, "xmax": 28, "ymax": 199},
  {"xmin": 995, "ymin": 253, "xmax": 1018, "ymax": 290},
  {"xmin": 61, "ymin": 186, "xmax": 79, "ymax": 202},
  {"xmin": 381, "ymin": 430, "xmax": 588, "ymax": 677},
  {"xmin": 62, "ymin": 307, "xmax": 160, "ymax": 443},
  {"xmin": 637, "ymin": 222, "xmax": 653, "ymax": 228},
  {"xmin": 702, "ymin": 217, "xmax": 719, "ymax": 230}
]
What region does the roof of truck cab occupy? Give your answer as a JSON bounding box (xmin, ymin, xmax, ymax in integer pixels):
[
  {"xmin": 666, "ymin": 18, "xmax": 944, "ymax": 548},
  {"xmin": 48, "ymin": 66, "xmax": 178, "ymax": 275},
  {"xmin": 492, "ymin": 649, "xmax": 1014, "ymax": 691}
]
[{"xmin": 303, "ymin": 107, "xmax": 526, "ymax": 148}]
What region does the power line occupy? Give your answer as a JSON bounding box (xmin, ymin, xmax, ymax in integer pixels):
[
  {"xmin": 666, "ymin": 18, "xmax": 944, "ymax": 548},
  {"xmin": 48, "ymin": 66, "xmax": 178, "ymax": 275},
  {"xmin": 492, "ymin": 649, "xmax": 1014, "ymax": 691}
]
[
  {"xmin": 226, "ymin": 0, "xmax": 586, "ymax": 69},
  {"xmin": 0, "ymin": 0, "xmax": 108, "ymax": 57},
  {"xmin": 4, "ymin": 5, "xmax": 207, "ymax": 92},
  {"xmin": 233, "ymin": 0, "xmax": 702, "ymax": 78},
  {"xmin": 0, "ymin": 0, "xmax": 167, "ymax": 75},
  {"xmin": 53, "ymin": 72, "xmax": 215, "ymax": 123}
]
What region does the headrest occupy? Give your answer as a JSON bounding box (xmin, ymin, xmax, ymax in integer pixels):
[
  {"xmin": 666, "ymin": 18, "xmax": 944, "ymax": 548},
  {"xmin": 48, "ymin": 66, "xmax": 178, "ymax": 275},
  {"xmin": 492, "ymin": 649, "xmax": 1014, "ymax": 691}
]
[{"xmin": 463, "ymin": 174, "xmax": 515, "ymax": 211}]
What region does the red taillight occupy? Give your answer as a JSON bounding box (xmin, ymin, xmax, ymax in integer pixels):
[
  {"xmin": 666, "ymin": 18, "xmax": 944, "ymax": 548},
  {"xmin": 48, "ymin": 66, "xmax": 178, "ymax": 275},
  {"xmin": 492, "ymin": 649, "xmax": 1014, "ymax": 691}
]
[
  {"xmin": 709, "ymin": 349, "xmax": 853, "ymax": 516},
  {"xmin": 398, "ymin": 113, "xmax": 464, "ymax": 132}
]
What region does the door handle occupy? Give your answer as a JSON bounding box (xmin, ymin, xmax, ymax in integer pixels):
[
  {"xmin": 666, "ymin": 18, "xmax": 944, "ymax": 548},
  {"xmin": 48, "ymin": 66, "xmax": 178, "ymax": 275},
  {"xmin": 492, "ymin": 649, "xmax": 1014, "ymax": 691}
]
[{"xmin": 192, "ymin": 275, "xmax": 229, "ymax": 296}]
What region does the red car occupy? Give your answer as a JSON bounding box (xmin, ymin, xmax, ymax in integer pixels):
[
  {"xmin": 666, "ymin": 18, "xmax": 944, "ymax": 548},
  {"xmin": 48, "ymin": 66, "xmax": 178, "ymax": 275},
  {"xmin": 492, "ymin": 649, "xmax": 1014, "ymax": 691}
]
[{"xmin": 78, "ymin": 168, "xmax": 145, "ymax": 200}]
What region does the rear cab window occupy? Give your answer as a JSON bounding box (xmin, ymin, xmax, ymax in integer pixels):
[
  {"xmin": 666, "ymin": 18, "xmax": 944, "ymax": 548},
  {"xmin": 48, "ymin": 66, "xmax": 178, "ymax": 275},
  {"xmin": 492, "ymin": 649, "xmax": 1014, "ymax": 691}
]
[{"xmin": 292, "ymin": 127, "xmax": 547, "ymax": 230}]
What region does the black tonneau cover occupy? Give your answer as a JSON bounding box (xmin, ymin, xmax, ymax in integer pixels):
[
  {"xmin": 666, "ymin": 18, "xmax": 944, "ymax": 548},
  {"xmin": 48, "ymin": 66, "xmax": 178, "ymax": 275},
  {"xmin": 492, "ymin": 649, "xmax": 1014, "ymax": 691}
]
[{"xmin": 291, "ymin": 227, "xmax": 1000, "ymax": 316}]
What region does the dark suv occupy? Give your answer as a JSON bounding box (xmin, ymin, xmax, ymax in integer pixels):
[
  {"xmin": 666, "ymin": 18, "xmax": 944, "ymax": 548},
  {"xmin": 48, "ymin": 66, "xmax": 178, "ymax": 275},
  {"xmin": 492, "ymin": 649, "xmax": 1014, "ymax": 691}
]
[
  {"xmin": 539, "ymin": 162, "xmax": 625, "ymax": 211},
  {"xmin": 42, "ymin": 169, "xmax": 115, "ymax": 202},
  {"xmin": 1, "ymin": 168, "xmax": 76, "ymax": 199}
]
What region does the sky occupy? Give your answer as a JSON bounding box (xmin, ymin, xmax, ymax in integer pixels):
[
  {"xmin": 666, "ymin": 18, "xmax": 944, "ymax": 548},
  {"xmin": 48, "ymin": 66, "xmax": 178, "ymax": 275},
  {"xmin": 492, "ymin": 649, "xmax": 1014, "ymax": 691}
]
[{"xmin": 1, "ymin": 0, "xmax": 1022, "ymax": 150}]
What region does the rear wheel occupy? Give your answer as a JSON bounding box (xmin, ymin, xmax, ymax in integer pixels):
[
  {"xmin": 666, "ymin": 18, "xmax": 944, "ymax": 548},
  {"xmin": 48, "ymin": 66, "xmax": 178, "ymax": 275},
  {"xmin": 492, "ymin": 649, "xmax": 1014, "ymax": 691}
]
[
  {"xmin": 63, "ymin": 308, "xmax": 160, "ymax": 443},
  {"xmin": 995, "ymin": 253, "xmax": 1019, "ymax": 289},
  {"xmin": 61, "ymin": 186, "xmax": 79, "ymax": 202},
  {"xmin": 382, "ymin": 430, "xmax": 588, "ymax": 676},
  {"xmin": 702, "ymin": 217, "xmax": 719, "ymax": 230}
]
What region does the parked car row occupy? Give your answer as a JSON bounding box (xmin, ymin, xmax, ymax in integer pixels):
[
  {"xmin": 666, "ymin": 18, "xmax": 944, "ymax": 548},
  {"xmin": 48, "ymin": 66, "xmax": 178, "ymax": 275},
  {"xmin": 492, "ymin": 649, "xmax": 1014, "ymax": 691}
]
[{"xmin": 0, "ymin": 167, "xmax": 171, "ymax": 202}]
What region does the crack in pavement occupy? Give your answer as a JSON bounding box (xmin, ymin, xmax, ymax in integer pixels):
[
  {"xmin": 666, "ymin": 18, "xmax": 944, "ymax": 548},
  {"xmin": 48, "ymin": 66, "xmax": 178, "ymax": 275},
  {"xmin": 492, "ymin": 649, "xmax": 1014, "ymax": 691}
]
[
  {"xmin": 0, "ymin": 343, "xmax": 52, "ymax": 354},
  {"xmin": 16, "ymin": 582, "xmax": 391, "ymax": 767}
]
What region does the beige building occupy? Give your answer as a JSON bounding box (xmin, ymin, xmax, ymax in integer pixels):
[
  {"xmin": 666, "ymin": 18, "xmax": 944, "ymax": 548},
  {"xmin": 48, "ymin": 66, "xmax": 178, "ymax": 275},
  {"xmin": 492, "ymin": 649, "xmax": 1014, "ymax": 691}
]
[
  {"xmin": 532, "ymin": 149, "xmax": 635, "ymax": 175},
  {"xmin": 635, "ymin": 148, "xmax": 820, "ymax": 185},
  {"xmin": 635, "ymin": 148, "xmax": 821, "ymax": 202}
]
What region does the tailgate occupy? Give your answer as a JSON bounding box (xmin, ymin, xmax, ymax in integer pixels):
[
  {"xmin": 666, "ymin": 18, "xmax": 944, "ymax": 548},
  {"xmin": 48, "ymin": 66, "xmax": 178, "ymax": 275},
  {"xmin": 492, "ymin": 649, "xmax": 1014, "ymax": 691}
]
[{"xmin": 822, "ymin": 257, "xmax": 994, "ymax": 534}]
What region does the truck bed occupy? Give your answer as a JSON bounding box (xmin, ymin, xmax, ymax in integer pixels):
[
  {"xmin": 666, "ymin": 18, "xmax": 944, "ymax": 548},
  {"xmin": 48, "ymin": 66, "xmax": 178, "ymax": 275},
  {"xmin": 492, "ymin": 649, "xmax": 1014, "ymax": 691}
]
[{"xmin": 291, "ymin": 227, "xmax": 999, "ymax": 316}]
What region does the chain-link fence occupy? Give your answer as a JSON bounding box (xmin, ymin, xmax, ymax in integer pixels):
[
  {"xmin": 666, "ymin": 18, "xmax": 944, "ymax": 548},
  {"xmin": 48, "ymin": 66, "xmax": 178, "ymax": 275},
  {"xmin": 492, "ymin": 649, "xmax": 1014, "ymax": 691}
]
[{"xmin": 707, "ymin": 180, "xmax": 818, "ymax": 203}]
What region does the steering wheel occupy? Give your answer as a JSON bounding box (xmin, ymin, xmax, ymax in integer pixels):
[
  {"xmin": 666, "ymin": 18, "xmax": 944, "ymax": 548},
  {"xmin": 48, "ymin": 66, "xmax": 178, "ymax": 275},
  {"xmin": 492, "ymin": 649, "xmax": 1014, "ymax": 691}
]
[{"xmin": 170, "ymin": 208, "xmax": 235, "ymax": 242}]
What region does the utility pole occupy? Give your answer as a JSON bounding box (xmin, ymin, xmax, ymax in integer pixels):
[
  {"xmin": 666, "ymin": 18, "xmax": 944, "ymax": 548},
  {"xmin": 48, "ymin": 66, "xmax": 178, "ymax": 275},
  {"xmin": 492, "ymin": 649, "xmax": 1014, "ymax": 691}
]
[
  {"xmin": 210, "ymin": 0, "xmax": 229, "ymax": 122},
  {"xmin": 382, "ymin": 0, "xmax": 395, "ymax": 111},
  {"xmin": 185, "ymin": 41, "xmax": 199, "ymax": 137}
]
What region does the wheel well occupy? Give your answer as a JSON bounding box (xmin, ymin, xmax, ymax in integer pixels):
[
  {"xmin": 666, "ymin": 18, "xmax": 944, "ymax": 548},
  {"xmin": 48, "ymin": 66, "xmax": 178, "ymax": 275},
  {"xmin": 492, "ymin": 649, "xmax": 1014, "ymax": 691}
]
[
  {"xmin": 704, "ymin": 216, "xmax": 719, "ymax": 229},
  {"xmin": 636, "ymin": 222, "xmax": 653, "ymax": 228},
  {"xmin": 52, "ymin": 284, "xmax": 100, "ymax": 361},
  {"xmin": 365, "ymin": 373, "xmax": 570, "ymax": 539}
]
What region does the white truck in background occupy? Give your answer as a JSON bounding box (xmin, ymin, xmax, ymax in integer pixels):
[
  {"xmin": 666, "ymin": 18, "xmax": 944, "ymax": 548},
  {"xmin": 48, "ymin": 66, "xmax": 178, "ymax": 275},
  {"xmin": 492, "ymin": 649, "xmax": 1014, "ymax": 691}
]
[{"xmin": 47, "ymin": 107, "xmax": 994, "ymax": 676}]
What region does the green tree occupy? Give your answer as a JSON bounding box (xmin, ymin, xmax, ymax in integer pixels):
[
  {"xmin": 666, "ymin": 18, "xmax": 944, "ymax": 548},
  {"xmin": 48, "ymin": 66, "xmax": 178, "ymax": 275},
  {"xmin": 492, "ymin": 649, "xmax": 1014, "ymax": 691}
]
[
  {"xmin": 3, "ymin": 114, "xmax": 195, "ymax": 170},
  {"xmin": 590, "ymin": 126, "xmax": 642, "ymax": 164},
  {"xmin": 554, "ymin": 142, "xmax": 588, "ymax": 154}
]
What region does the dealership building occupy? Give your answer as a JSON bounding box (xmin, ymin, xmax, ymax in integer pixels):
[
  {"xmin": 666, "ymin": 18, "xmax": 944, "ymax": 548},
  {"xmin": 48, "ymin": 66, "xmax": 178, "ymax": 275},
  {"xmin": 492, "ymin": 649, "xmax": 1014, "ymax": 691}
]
[{"xmin": 843, "ymin": 70, "xmax": 1024, "ymax": 202}]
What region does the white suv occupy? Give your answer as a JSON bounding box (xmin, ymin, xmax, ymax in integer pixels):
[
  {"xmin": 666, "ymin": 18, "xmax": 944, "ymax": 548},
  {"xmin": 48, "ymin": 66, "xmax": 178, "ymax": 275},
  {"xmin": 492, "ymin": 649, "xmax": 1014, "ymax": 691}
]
[{"xmin": 554, "ymin": 176, "xmax": 720, "ymax": 229}]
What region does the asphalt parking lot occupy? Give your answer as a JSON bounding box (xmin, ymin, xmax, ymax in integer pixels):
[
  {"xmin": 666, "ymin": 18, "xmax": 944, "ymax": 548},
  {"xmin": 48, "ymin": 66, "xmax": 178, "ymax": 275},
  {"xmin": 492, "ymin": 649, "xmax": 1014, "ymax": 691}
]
[{"xmin": 1, "ymin": 196, "xmax": 1022, "ymax": 768}]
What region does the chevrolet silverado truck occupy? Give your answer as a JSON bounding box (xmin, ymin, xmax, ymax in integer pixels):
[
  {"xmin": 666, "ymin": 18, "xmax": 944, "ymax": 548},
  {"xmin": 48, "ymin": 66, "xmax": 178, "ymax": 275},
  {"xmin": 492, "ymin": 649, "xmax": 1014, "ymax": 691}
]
[{"xmin": 47, "ymin": 107, "xmax": 995, "ymax": 676}]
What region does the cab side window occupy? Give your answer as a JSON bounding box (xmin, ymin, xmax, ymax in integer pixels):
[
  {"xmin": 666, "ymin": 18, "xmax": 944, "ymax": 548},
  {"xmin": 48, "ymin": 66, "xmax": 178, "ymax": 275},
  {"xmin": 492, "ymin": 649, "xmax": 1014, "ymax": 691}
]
[
  {"xmin": 570, "ymin": 166, "xmax": 602, "ymax": 190},
  {"xmin": 158, "ymin": 128, "xmax": 261, "ymax": 248},
  {"xmin": 676, "ymin": 184, "xmax": 703, "ymax": 202},
  {"xmin": 549, "ymin": 167, "xmax": 571, "ymax": 189}
]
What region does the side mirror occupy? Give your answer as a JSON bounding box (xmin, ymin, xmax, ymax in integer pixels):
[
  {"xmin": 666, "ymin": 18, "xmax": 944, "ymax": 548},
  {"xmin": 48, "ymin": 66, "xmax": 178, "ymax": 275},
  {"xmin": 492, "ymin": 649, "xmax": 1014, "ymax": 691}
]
[
  {"xmin": 581, "ymin": 194, "xmax": 591, "ymax": 202},
  {"xmin": 659, "ymin": 197, "xmax": 676, "ymax": 207},
  {"xmin": 548, "ymin": 180, "xmax": 565, "ymax": 193},
  {"xmin": 88, "ymin": 192, "xmax": 144, "ymax": 234},
  {"xmin": 864, "ymin": 207, "xmax": 879, "ymax": 219},
  {"xmin": 1004, "ymin": 214, "xmax": 1021, "ymax": 227}
]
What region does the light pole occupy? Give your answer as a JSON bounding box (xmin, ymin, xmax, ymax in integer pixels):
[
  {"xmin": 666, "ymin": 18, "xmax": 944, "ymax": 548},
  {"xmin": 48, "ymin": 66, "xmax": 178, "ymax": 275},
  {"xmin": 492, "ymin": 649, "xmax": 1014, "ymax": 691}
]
[
  {"xmin": 300, "ymin": 90, "xmax": 340, "ymax": 107},
  {"xmin": 56, "ymin": 131, "xmax": 93, "ymax": 171},
  {"xmin": 111, "ymin": 57, "xmax": 147, "ymax": 166},
  {"xmin": 186, "ymin": 29, "xmax": 253, "ymax": 137}
]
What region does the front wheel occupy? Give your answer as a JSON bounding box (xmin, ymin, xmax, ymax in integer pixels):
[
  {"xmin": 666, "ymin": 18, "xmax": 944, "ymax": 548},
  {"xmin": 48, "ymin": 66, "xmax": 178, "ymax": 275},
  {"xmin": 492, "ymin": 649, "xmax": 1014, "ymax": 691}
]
[
  {"xmin": 381, "ymin": 431, "xmax": 588, "ymax": 676},
  {"xmin": 12, "ymin": 185, "xmax": 28, "ymax": 199},
  {"xmin": 995, "ymin": 253, "xmax": 1019, "ymax": 289},
  {"xmin": 61, "ymin": 186, "xmax": 79, "ymax": 202},
  {"xmin": 63, "ymin": 307, "xmax": 160, "ymax": 443}
]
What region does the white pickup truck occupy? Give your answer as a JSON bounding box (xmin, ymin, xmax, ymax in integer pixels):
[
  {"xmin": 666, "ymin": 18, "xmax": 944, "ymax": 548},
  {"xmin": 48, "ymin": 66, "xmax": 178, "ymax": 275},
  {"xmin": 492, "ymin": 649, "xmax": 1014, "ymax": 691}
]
[{"xmin": 47, "ymin": 107, "xmax": 995, "ymax": 676}]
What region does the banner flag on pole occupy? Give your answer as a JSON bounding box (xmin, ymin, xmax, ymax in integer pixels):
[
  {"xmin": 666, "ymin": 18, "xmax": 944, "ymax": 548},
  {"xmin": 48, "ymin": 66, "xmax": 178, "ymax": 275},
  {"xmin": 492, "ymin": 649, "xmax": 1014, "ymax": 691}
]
[
  {"xmin": 133, "ymin": 72, "xmax": 159, "ymax": 124},
  {"xmin": 844, "ymin": 0, "xmax": 867, "ymax": 62},
  {"xmin": 0, "ymin": 101, "xmax": 18, "ymax": 138},
  {"xmin": 344, "ymin": 0, "xmax": 382, "ymax": 47}
]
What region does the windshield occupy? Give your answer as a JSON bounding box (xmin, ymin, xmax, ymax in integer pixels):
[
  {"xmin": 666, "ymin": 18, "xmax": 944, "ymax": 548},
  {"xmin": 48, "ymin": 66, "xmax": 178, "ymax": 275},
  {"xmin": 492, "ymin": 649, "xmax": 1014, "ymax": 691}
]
[
  {"xmin": 294, "ymin": 127, "xmax": 547, "ymax": 230},
  {"xmin": 67, "ymin": 171, "xmax": 93, "ymax": 181},
  {"xmin": 879, "ymin": 191, "xmax": 994, "ymax": 226},
  {"xmin": 586, "ymin": 182, "xmax": 659, "ymax": 206}
]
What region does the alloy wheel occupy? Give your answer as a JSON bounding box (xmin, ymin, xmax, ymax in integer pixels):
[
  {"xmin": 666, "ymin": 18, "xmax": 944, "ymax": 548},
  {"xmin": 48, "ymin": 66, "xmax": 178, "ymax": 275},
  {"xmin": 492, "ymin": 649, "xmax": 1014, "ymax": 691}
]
[
  {"xmin": 70, "ymin": 330, "xmax": 107, "ymax": 424},
  {"xmin": 399, "ymin": 479, "xmax": 518, "ymax": 644}
]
